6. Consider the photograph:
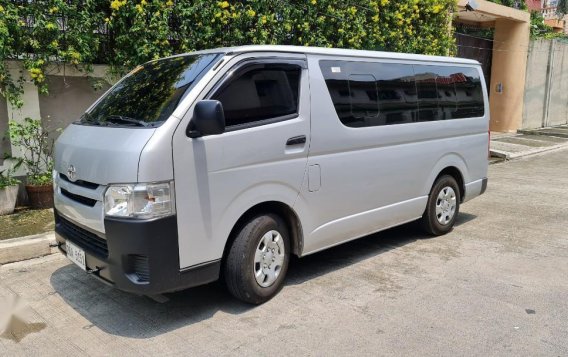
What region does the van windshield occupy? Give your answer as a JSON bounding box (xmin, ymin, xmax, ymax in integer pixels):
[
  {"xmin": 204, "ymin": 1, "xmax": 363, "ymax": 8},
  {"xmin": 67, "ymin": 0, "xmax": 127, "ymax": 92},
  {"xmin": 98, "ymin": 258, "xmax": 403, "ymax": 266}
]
[{"xmin": 79, "ymin": 53, "xmax": 221, "ymax": 128}]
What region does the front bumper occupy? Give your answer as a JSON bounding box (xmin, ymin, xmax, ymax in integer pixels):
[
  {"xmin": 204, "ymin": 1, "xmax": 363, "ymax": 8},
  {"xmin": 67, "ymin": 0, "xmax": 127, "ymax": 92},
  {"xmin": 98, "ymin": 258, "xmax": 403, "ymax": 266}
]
[{"xmin": 54, "ymin": 210, "xmax": 220, "ymax": 295}]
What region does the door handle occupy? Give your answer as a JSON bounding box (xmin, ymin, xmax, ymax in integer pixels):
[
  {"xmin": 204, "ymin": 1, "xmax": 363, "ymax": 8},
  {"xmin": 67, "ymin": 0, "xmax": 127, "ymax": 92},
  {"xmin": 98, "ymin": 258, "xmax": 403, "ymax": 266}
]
[{"xmin": 286, "ymin": 135, "xmax": 306, "ymax": 146}]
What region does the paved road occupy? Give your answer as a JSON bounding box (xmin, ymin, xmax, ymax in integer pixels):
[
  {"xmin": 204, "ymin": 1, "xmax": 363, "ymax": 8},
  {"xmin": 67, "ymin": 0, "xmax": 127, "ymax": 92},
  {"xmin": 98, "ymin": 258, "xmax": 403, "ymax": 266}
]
[{"xmin": 1, "ymin": 148, "xmax": 568, "ymax": 356}]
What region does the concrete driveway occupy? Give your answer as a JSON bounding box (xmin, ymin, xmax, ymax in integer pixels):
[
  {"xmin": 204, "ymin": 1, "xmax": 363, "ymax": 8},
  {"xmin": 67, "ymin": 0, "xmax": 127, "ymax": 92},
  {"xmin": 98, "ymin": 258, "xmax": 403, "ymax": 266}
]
[{"xmin": 1, "ymin": 148, "xmax": 567, "ymax": 356}]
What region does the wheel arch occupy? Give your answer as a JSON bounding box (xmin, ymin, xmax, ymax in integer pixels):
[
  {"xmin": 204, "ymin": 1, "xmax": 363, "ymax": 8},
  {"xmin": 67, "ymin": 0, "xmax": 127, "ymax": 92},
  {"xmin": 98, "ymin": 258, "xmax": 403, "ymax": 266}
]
[
  {"xmin": 435, "ymin": 166, "xmax": 465, "ymax": 202},
  {"xmin": 424, "ymin": 154, "xmax": 469, "ymax": 203},
  {"xmin": 222, "ymin": 201, "xmax": 304, "ymax": 263}
]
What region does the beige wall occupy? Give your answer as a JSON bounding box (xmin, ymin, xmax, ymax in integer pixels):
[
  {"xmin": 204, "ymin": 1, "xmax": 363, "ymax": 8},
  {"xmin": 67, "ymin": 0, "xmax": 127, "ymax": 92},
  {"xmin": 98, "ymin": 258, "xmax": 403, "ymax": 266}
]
[
  {"xmin": 455, "ymin": 0, "xmax": 531, "ymax": 133},
  {"xmin": 488, "ymin": 19, "xmax": 530, "ymax": 132},
  {"xmin": 0, "ymin": 62, "xmax": 115, "ymax": 174}
]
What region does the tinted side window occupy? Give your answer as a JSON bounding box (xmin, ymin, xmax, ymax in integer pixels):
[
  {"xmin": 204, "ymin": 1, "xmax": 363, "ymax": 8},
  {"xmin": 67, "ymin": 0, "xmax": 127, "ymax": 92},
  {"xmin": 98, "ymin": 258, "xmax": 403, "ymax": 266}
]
[
  {"xmin": 320, "ymin": 60, "xmax": 418, "ymax": 127},
  {"xmin": 415, "ymin": 65, "xmax": 485, "ymax": 120},
  {"xmin": 452, "ymin": 67, "xmax": 484, "ymax": 119},
  {"xmin": 318, "ymin": 64, "xmax": 352, "ymax": 125},
  {"xmin": 212, "ymin": 64, "xmax": 301, "ymax": 128},
  {"xmin": 435, "ymin": 67, "xmax": 459, "ymax": 120},
  {"xmin": 376, "ymin": 64, "xmax": 418, "ymax": 125},
  {"xmin": 320, "ymin": 60, "xmax": 484, "ymax": 128},
  {"xmin": 349, "ymin": 74, "xmax": 379, "ymax": 122},
  {"xmin": 415, "ymin": 67, "xmax": 441, "ymax": 121}
]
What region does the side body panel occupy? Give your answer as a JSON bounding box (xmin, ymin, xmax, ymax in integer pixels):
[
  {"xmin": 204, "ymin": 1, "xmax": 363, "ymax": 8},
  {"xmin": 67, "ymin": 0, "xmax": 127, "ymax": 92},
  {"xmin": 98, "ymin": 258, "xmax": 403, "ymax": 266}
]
[
  {"xmin": 172, "ymin": 53, "xmax": 311, "ymax": 269},
  {"xmin": 296, "ymin": 54, "xmax": 489, "ymax": 255}
]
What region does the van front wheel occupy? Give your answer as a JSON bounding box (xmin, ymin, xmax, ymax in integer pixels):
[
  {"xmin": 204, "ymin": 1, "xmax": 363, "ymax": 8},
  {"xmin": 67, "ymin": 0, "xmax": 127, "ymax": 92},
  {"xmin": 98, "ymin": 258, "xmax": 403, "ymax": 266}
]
[
  {"xmin": 224, "ymin": 214, "xmax": 290, "ymax": 304},
  {"xmin": 421, "ymin": 175, "xmax": 461, "ymax": 236}
]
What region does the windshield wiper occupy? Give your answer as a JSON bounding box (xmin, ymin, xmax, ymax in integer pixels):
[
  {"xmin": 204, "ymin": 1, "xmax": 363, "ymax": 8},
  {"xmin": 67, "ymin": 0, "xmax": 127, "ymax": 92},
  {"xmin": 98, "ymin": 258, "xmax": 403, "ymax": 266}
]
[
  {"xmin": 105, "ymin": 115, "xmax": 150, "ymax": 127},
  {"xmin": 79, "ymin": 112, "xmax": 101, "ymax": 125}
]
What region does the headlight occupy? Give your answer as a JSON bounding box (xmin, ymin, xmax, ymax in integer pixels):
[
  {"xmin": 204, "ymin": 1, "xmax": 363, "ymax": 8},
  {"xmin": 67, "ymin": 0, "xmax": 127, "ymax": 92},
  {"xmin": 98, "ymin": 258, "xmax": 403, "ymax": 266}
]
[{"xmin": 104, "ymin": 182, "xmax": 175, "ymax": 219}]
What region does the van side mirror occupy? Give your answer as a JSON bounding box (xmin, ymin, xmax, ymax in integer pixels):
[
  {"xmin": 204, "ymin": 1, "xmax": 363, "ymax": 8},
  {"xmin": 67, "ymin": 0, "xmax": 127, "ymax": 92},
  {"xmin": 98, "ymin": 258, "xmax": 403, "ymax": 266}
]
[{"xmin": 187, "ymin": 100, "xmax": 226, "ymax": 138}]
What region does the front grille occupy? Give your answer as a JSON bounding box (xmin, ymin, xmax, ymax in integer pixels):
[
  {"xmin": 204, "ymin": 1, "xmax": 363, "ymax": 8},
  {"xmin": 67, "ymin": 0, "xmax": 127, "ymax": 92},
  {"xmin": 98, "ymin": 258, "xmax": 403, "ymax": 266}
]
[
  {"xmin": 59, "ymin": 173, "xmax": 99, "ymax": 190},
  {"xmin": 57, "ymin": 216, "xmax": 108, "ymax": 258},
  {"xmin": 126, "ymin": 255, "xmax": 150, "ymax": 283},
  {"xmin": 61, "ymin": 188, "xmax": 97, "ymax": 207}
]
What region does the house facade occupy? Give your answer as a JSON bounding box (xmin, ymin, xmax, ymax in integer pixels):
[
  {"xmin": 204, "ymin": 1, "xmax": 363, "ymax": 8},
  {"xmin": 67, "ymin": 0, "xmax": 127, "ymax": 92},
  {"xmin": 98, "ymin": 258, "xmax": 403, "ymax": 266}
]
[{"xmin": 527, "ymin": 0, "xmax": 568, "ymax": 33}]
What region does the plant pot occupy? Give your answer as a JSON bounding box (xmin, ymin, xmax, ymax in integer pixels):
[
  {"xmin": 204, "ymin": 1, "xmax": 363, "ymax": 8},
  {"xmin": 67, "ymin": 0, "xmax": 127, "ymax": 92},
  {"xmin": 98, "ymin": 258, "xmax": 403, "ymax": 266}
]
[
  {"xmin": 25, "ymin": 184, "xmax": 54, "ymax": 209},
  {"xmin": 0, "ymin": 185, "xmax": 19, "ymax": 215}
]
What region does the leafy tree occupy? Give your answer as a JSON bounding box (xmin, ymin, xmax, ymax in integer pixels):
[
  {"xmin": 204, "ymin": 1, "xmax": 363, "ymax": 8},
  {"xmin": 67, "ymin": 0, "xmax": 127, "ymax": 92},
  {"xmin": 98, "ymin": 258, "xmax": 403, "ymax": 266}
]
[
  {"xmin": 6, "ymin": 118, "xmax": 54, "ymax": 185},
  {"xmin": 557, "ymin": 0, "xmax": 568, "ymax": 16}
]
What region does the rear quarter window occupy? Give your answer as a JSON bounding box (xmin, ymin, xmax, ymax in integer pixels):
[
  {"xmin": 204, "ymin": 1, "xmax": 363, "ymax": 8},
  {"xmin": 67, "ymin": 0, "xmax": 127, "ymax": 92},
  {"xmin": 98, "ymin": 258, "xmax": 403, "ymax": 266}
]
[{"xmin": 319, "ymin": 60, "xmax": 484, "ymax": 128}]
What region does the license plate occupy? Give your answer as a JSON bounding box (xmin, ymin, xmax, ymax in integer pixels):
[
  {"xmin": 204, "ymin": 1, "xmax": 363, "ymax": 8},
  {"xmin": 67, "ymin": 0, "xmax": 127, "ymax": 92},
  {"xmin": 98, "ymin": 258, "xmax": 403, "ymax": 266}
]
[{"xmin": 65, "ymin": 241, "xmax": 86, "ymax": 271}]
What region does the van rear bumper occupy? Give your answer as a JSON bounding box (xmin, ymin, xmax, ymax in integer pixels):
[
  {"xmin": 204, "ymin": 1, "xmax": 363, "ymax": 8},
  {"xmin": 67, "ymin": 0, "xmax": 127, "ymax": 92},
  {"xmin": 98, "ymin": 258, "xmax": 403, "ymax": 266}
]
[
  {"xmin": 463, "ymin": 177, "xmax": 488, "ymax": 203},
  {"xmin": 54, "ymin": 210, "xmax": 220, "ymax": 295}
]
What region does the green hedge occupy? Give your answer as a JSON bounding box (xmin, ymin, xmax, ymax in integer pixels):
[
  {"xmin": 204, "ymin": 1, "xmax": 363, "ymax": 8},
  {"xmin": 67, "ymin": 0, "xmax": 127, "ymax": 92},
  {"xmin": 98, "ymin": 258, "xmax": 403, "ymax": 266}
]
[{"xmin": 0, "ymin": 0, "xmax": 457, "ymax": 107}]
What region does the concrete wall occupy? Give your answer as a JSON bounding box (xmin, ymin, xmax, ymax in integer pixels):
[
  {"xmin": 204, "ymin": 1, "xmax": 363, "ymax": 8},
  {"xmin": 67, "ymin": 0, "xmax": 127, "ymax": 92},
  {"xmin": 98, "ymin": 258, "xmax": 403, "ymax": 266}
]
[
  {"xmin": 39, "ymin": 75, "xmax": 111, "ymax": 137},
  {"xmin": 523, "ymin": 39, "xmax": 568, "ymax": 129},
  {"xmin": 523, "ymin": 40, "xmax": 551, "ymax": 129},
  {"xmin": 548, "ymin": 41, "xmax": 568, "ymax": 126}
]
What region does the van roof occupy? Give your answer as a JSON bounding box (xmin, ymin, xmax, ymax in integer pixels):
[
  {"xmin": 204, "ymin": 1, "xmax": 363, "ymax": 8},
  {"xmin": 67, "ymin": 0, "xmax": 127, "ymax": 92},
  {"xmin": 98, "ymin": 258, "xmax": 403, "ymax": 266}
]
[{"xmin": 185, "ymin": 45, "xmax": 480, "ymax": 66}]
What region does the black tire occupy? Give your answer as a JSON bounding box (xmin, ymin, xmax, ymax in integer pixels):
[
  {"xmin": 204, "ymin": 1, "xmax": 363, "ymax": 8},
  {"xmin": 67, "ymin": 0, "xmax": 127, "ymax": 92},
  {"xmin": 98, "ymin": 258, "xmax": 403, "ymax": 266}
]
[
  {"xmin": 421, "ymin": 175, "xmax": 461, "ymax": 236},
  {"xmin": 224, "ymin": 214, "xmax": 290, "ymax": 304}
]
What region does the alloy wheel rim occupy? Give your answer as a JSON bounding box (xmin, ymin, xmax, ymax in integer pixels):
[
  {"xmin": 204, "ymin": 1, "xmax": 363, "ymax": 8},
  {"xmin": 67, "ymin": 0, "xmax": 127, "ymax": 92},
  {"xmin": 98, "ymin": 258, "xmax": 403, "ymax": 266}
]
[
  {"xmin": 435, "ymin": 186, "xmax": 457, "ymax": 225},
  {"xmin": 254, "ymin": 230, "xmax": 285, "ymax": 287}
]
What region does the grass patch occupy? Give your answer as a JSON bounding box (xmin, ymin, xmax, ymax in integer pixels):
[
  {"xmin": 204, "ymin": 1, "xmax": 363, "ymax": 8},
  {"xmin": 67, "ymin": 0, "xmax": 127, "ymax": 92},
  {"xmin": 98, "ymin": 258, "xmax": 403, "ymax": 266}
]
[{"xmin": 0, "ymin": 208, "xmax": 54, "ymax": 240}]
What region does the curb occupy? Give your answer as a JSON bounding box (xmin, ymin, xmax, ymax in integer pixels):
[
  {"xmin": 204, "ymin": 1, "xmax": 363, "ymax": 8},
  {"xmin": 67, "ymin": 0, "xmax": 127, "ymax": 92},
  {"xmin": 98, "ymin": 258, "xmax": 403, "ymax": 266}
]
[
  {"xmin": 0, "ymin": 231, "xmax": 57, "ymax": 265},
  {"xmin": 517, "ymin": 129, "xmax": 568, "ymax": 139},
  {"xmin": 489, "ymin": 149, "xmax": 510, "ymax": 159},
  {"xmin": 490, "ymin": 142, "xmax": 568, "ymax": 161}
]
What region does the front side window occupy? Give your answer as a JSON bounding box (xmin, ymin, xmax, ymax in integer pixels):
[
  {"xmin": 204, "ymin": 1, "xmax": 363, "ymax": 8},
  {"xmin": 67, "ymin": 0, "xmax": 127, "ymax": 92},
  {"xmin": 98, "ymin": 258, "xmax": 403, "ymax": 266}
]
[
  {"xmin": 80, "ymin": 53, "xmax": 221, "ymax": 128},
  {"xmin": 211, "ymin": 63, "xmax": 301, "ymax": 128}
]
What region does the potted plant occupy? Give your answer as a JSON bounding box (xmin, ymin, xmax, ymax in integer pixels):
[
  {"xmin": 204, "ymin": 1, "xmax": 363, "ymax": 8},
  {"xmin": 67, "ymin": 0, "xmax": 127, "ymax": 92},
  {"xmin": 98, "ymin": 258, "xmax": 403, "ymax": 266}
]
[
  {"xmin": 0, "ymin": 163, "xmax": 20, "ymax": 215},
  {"xmin": 7, "ymin": 118, "xmax": 55, "ymax": 209}
]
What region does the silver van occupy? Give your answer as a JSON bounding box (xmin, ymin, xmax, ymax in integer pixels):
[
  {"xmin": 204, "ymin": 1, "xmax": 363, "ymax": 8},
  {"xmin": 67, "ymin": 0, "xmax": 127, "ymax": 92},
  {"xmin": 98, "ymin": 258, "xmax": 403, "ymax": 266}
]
[{"xmin": 54, "ymin": 46, "xmax": 489, "ymax": 304}]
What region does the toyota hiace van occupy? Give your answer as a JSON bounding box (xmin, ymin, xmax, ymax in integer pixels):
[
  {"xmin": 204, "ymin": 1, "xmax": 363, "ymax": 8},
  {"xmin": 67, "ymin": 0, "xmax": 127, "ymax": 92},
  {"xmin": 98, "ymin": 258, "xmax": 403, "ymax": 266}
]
[{"xmin": 54, "ymin": 46, "xmax": 489, "ymax": 304}]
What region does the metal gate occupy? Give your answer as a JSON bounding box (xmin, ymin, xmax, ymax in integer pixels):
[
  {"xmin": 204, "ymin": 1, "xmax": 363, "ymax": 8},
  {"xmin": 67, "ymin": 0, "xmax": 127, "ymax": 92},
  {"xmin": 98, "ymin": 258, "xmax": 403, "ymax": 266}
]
[{"xmin": 455, "ymin": 32, "xmax": 493, "ymax": 91}]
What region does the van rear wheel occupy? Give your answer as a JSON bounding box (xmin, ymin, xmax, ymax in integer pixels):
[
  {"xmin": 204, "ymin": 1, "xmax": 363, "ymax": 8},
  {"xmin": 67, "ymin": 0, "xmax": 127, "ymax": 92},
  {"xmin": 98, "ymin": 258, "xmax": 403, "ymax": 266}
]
[
  {"xmin": 421, "ymin": 175, "xmax": 460, "ymax": 236},
  {"xmin": 224, "ymin": 214, "xmax": 290, "ymax": 304}
]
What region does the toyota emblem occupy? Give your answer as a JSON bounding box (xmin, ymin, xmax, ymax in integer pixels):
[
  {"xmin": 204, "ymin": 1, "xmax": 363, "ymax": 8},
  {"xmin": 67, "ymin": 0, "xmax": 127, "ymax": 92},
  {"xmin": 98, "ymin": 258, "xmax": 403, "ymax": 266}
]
[{"xmin": 67, "ymin": 165, "xmax": 77, "ymax": 181}]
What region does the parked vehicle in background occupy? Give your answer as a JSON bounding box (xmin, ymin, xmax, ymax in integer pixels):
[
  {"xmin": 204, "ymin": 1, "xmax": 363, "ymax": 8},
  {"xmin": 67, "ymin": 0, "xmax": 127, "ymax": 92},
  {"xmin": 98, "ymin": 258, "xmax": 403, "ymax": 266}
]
[{"xmin": 53, "ymin": 46, "xmax": 489, "ymax": 304}]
